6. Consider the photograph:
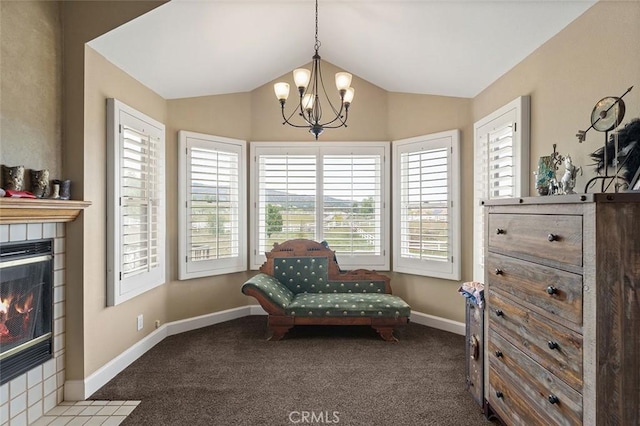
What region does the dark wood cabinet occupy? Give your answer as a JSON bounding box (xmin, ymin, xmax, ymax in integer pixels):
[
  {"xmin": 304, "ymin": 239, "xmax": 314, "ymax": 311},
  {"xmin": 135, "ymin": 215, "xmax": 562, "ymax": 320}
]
[{"xmin": 483, "ymin": 194, "xmax": 640, "ymax": 425}]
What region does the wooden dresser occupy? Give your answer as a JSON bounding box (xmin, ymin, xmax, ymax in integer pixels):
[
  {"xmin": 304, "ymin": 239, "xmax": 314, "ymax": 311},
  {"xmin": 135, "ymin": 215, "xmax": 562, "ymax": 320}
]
[{"xmin": 483, "ymin": 194, "xmax": 639, "ymax": 425}]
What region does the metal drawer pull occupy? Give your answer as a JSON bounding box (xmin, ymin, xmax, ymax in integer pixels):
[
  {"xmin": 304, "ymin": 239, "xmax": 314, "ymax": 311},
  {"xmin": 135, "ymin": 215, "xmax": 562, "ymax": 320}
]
[
  {"xmin": 496, "ymin": 228, "xmax": 506, "ymax": 235},
  {"xmin": 495, "ymin": 309, "xmax": 504, "ymax": 317},
  {"xmin": 496, "ymin": 391, "xmax": 504, "ymax": 399},
  {"xmin": 495, "ymin": 350, "xmax": 503, "ymax": 358},
  {"xmin": 546, "ymin": 286, "xmax": 558, "ymax": 295},
  {"xmin": 547, "ymin": 233, "xmax": 558, "ymax": 242},
  {"xmin": 548, "ymin": 341, "xmax": 559, "ymax": 350},
  {"xmin": 495, "ymin": 268, "xmax": 503, "ymax": 275},
  {"xmin": 548, "ymin": 395, "xmax": 560, "ymax": 405}
]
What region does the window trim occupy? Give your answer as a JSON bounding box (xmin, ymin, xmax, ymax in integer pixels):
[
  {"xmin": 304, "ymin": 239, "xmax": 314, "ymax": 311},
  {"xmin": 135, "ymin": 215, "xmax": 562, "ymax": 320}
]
[
  {"xmin": 178, "ymin": 130, "xmax": 247, "ymax": 280},
  {"xmin": 473, "ymin": 96, "xmax": 530, "ymax": 282},
  {"xmin": 249, "ymin": 141, "xmax": 390, "ymax": 271},
  {"xmin": 392, "ymin": 129, "xmax": 461, "ymax": 281},
  {"xmin": 107, "ymin": 98, "xmax": 166, "ymax": 306}
]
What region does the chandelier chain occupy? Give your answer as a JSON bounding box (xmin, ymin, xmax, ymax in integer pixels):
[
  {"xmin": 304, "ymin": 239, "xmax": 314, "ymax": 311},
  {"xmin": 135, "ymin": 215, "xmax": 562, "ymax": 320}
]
[{"xmin": 314, "ymin": 0, "xmax": 321, "ymax": 52}]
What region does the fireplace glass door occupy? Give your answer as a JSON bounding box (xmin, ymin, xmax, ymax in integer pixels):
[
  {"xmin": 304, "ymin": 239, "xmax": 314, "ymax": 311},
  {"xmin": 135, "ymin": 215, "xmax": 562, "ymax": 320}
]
[{"xmin": 0, "ymin": 239, "xmax": 53, "ymax": 385}]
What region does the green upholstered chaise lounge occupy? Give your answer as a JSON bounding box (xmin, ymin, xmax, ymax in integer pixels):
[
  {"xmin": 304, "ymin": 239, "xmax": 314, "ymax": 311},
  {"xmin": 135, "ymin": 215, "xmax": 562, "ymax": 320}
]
[{"xmin": 241, "ymin": 239, "xmax": 410, "ymax": 341}]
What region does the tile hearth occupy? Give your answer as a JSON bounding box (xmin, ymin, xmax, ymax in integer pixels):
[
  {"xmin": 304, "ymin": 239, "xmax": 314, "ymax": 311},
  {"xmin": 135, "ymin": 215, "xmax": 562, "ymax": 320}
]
[{"xmin": 31, "ymin": 400, "xmax": 140, "ymax": 426}]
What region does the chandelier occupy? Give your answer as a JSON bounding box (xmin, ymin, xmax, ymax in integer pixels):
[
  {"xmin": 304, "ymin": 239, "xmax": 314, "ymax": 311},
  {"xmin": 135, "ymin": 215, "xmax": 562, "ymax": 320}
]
[{"xmin": 274, "ymin": 0, "xmax": 355, "ymax": 139}]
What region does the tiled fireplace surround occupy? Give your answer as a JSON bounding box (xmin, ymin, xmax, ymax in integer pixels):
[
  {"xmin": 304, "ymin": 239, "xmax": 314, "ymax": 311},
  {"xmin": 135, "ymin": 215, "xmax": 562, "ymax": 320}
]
[{"xmin": 1, "ymin": 222, "xmax": 67, "ymax": 425}]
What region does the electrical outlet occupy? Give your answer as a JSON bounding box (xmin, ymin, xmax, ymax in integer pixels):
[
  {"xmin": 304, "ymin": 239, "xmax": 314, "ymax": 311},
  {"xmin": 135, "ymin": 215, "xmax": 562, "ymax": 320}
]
[
  {"xmin": 137, "ymin": 314, "xmax": 143, "ymax": 331},
  {"xmin": 155, "ymin": 320, "xmax": 160, "ymax": 329}
]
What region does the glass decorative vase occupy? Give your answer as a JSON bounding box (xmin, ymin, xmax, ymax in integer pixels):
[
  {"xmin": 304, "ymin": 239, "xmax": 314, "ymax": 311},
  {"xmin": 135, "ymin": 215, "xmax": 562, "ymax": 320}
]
[{"xmin": 535, "ymin": 156, "xmax": 555, "ymax": 195}]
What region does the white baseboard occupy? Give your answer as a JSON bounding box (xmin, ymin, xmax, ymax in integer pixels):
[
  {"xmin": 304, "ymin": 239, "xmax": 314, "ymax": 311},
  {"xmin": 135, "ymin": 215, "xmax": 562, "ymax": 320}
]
[
  {"xmin": 409, "ymin": 310, "xmax": 465, "ymax": 335},
  {"xmin": 166, "ymin": 306, "xmax": 253, "ymax": 336},
  {"xmin": 249, "ymin": 305, "xmax": 267, "ymax": 315},
  {"xmin": 65, "ymin": 306, "xmax": 253, "ymax": 401},
  {"xmin": 65, "ymin": 305, "xmax": 462, "ymax": 400}
]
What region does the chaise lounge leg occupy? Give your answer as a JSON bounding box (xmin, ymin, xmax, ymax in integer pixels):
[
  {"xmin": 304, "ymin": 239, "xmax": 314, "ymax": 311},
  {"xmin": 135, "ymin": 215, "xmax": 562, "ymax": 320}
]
[
  {"xmin": 267, "ymin": 315, "xmax": 294, "ymax": 341},
  {"xmin": 268, "ymin": 325, "xmax": 293, "ymax": 341},
  {"xmin": 373, "ymin": 326, "xmax": 398, "ymax": 342}
]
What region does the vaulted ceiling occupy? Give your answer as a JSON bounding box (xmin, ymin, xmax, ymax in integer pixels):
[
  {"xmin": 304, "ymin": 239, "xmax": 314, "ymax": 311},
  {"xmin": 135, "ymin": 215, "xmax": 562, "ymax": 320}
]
[{"xmin": 88, "ymin": 0, "xmax": 596, "ymax": 100}]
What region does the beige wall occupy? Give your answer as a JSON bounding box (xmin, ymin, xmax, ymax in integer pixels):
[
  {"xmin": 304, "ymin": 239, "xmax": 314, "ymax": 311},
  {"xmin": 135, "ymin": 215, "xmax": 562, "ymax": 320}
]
[
  {"xmin": 166, "ymin": 94, "xmax": 253, "ymax": 321},
  {"xmin": 387, "ymin": 94, "xmax": 473, "ymax": 321},
  {"xmin": 82, "ymin": 46, "xmax": 169, "ymax": 375},
  {"xmin": 473, "ymin": 1, "xmax": 640, "ymax": 195},
  {"xmin": 61, "ymin": 0, "xmax": 168, "ymax": 381},
  {"xmin": 0, "ymin": 1, "xmax": 62, "ymax": 181}
]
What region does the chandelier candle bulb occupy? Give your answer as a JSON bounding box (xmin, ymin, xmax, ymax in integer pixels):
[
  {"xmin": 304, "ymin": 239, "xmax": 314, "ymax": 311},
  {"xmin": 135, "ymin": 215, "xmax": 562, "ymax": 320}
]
[
  {"xmin": 293, "ymin": 68, "xmax": 311, "ymax": 90},
  {"xmin": 302, "ymin": 94, "xmax": 315, "ymax": 112},
  {"xmin": 335, "ymin": 72, "xmax": 352, "ymax": 92},
  {"xmin": 274, "ymin": 82, "xmax": 290, "ymax": 102},
  {"xmin": 344, "ymin": 87, "xmax": 355, "ymax": 105}
]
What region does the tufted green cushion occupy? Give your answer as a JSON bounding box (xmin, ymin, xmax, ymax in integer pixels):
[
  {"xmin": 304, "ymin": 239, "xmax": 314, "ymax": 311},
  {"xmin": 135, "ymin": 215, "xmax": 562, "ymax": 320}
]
[
  {"xmin": 271, "ymin": 257, "xmax": 387, "ymax": 294},
  {"xmin": 273, "ymin": 257, "xmax": 329, "ymax": 293},
  {"xmin": 241, "ymin": 273, "xmax": 294, "ymax": 309},
  {"xmin": 285, "ymin": 293, "xmax": 411, "ymax": 318},
  {"xmin": 324, "ymin": 280, "xmax": 386, "ymax": 294}
]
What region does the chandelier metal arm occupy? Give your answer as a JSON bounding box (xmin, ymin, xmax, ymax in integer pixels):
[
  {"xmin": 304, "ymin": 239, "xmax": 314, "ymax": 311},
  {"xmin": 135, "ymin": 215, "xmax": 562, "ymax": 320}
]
[
  {"xmin": 322, "ymin": 111, "xmax": 350, "ymax": 129},
  {"xmin": 280, "ymin": 106, "xmax": 316, "ymax": 129}
]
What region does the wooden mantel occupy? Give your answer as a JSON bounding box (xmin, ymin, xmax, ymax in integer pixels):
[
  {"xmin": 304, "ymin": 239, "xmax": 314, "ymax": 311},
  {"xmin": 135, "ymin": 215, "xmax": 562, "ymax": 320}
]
[{"xmin": 0, "ymin": 198, "xmax": 91, "ymax": 224}]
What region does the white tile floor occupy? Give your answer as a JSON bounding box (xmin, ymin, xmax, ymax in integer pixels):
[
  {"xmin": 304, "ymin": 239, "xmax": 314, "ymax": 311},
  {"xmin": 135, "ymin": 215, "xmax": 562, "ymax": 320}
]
[{"xmin": 30, "ymin": 401, "xmax": 140, "ymax": 426}]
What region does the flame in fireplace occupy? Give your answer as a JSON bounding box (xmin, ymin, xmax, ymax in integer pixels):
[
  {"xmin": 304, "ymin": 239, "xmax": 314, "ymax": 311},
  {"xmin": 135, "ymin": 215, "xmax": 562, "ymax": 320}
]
[
  {"xmin": 0, "ymin": 291, "xmax": 35, "ymax": 341},
  {"xmin": 15, "ymin": 292, "xmax": 34, "ymax": 314},
  {"xmin": 0, "ymin": 297, "xmax": 10, "ymax": 337},
  {"xmin": 0, "ymin": 295, "xmax": 12, "ymax": 312}
]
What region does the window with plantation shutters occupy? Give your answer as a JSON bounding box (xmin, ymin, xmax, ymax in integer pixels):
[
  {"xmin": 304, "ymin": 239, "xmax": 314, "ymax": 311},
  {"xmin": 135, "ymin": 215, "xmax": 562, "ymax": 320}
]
[
  {"xmin": 107, "ymin": 99, "xmax": 165, "ymax": 306},
  {"xmin": 473, "ymin": 96, "xmax": 529, "ymax": 282},
  {"xmin": 255, "ymin": 152, "xmax": 317, "ymax": 257},
  {"xmin": 178, "ymin": 131, "xmax": 246, "ymax": 280},
  {"xmin": 392, "ymin": 130, "xmax": 460, "ymax": 280},
  {"xmin": 322, "ymin": 150, "xmax": 383, "ymax": 266},
  {"xmin": 250, "ymin": 142, "xmax": 389, "ymax": 270}
]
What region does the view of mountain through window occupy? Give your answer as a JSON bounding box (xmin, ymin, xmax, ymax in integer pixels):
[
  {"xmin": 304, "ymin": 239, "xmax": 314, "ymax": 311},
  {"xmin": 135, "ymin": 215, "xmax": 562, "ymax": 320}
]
[{"xmin": 252, "ymin": 144, "xmax": 388, "ymax": 270}]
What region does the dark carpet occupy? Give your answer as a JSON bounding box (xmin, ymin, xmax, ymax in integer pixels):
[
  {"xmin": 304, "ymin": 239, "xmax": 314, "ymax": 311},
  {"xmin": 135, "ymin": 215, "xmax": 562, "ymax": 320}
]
[{"xmin": 91, "ymin": 316, "xmax": 491, "ymax": 426}]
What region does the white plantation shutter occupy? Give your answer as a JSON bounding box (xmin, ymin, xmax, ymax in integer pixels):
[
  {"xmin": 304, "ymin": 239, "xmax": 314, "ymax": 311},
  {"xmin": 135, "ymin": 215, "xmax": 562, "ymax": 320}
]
[
  {"xmin": 399, "ymin": 147, "xmax": 449, "ymax": 261},
  {"xmin": 256, "ymin": 152, "xmax": 317, "ymax": 255},
  {"xmin": 178, "ymin": 131, "xmax": 246, "ymax": 280},
  {"xmin": 250, "ymin": 143, "xmax": 390, "ymax": 270},
  {"xmin": 393, "ymin": 130, "xmax": 460, "ymax": 280},
  {"xmin": 107, "ymin": 99, "xmax": 165, "ymax": 306},
  {"xmin": 322, "ymin": 148, "xmax": 385, "ymax": 267},
  {"xmin": 488, "ymin": 123, "xmax": 515, "ymax": 198},
  {"xmin": 473, "ymin": 96, "xmax": 529, "ymax": 282},
  {"xmin": 120, "ymin": 126, "xmax": 161, "ymax": 279}
]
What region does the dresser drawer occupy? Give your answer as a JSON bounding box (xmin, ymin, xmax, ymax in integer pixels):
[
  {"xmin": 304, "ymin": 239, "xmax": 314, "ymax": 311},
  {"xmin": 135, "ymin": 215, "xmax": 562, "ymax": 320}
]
[
  {"xmin": 488, "ymin": 213, "xmax": 582, "ymax": 267},
  {"xmin": 488, "ymin": 330, "xmax": 583, "ymax": 426},
  {"xmin": 486, "ymin": 253, "xmax": 583, "ymax": 327},
  {"xmin": 489, "ymin": 291, "xmax": 583, "ymax": 391},
  {"xmin": 489, "ymin": 365, "xmax": 551, "ymax": 426}
]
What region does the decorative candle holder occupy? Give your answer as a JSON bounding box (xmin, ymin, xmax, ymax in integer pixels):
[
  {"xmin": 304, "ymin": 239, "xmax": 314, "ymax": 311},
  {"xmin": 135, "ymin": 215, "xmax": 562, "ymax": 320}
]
[
  {"xmin": 30, "ymin": 169, "xmax": 50, "ymax": 198},
  {"xmin": 1, "ymin": 165, "xmax": 25, "ymax": 191},
  {"xmin": 56, "ymin": 179, "xmax": 71, "ymax": 200}
]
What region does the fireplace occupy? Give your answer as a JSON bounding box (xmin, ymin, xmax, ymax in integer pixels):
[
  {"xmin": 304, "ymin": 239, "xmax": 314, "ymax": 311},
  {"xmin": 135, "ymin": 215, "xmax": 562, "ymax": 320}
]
[{"xmin": 0, "ymin": 238, "xmax": 54, "ymax": 385}]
